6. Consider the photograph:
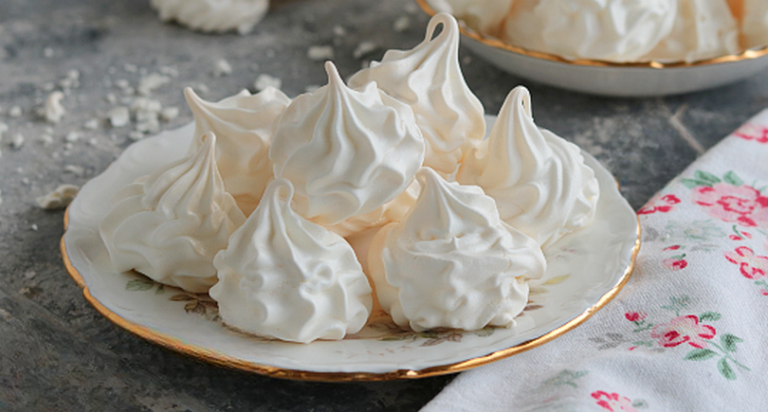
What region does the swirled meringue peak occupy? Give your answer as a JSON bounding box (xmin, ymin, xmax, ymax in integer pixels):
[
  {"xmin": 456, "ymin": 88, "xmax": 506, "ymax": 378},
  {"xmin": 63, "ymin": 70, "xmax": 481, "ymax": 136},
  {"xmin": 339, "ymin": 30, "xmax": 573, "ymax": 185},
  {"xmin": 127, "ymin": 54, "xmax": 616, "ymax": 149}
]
[
  {"xmin": 743, "ymin": 0, "xmax": 768, "ymax": 49},
  {"xmin": 209, "ymin": 179, "xmax": 373, "ymax": 343},
  {"xmin": 150, "ymin": 0, "xmax": 269, "ymax": 35},
  {"xmin": 99, "ymin": 133, "xmax": 246, "ymax": 293},
  {"xmin": 185, "ymin": 87, "xmax": 290, "ymax": 215},
  {"xmin": 643, "ymin": 0, "xmax": 739, "ymax": 62},
  {"xmin": 427, "ymin": 0, "xmax": 514, "ymax": 35},
  {"xmin": 269, "ymin": 62, "xmax": 424, "ymax": 226},
  {"xmin": 348, "ymin": 13, "xmax": 486, "ymax": 175},
  {"xmin": 457, "ymin": 86, "xmax": 599, "ymax": 248},
  {"xmin": 368, "ymin": 168, "xmax": 546, "ymax": 332},
  {"xmin": 504, "ymin": 0, "xmax": 677, "ymax": 62}
]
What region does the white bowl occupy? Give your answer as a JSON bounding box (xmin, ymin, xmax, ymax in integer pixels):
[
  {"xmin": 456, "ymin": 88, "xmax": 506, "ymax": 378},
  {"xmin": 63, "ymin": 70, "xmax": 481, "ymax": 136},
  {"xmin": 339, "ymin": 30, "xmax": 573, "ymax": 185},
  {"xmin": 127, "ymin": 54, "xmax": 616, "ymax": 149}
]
[{"xmin": 417, "ymin": 0, "xmax": 768, "ymax": 97}]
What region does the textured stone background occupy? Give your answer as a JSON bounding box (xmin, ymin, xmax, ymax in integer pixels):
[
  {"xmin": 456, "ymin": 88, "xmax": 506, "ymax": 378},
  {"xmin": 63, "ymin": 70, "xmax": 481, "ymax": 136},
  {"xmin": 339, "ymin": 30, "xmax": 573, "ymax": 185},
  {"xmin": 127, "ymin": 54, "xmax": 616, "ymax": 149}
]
[{"xmin": 2, "ymin": 0, "xmax": 768, "ymax": 411}]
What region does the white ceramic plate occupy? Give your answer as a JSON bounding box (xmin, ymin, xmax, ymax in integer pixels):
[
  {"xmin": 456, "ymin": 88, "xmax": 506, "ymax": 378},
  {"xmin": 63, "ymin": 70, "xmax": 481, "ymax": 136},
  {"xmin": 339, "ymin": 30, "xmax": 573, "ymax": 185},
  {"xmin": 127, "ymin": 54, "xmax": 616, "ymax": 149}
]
[
  {"xmin": 418, "ymin": 0, "xmax": 768, "ymax": 97},
  {"xmin": 61, "ymin": 118, "xmax": 640, "ymax": 381}
]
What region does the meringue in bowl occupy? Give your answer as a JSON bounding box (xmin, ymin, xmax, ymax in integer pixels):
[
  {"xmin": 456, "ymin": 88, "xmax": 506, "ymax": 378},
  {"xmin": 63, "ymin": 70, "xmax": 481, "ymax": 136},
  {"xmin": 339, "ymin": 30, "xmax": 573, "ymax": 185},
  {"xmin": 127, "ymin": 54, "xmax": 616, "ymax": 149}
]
[{"xmin": 421, "ymin": 0, "xmax": 768, "ymax": 96}]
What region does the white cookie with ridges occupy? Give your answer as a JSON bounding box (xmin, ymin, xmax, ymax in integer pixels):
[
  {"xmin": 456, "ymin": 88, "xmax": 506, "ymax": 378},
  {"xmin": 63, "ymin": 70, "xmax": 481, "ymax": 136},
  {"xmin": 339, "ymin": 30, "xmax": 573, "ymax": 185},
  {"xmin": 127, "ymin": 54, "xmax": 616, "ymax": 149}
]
[
  {"xmin": 99, "ymin": 133, "xmax": 245, "ymax": 293},
  {"xmin": 269, "ymin": 61, "xmax": 424, "ymax": 226},
  {"xmin": 348, "ymin": 13, "xmax": 485, "ymax": 175},
  {"xmin": 457, "ymin": 86, "xmax": 599, "ymax": 248},
  {"xmin": 150, "ymin": 0, "xmax": 269, "ymax": 34},
  {"xmin": 210, "ymin": 179, "xmax": 373, "ymax": 343},
  {"xmin": 368, "ymin": 168, "xmax": 546, "ymax": 332},
  {"xmin": 185, "ymin": 87, "xmax": 290, "ymax": 215}
]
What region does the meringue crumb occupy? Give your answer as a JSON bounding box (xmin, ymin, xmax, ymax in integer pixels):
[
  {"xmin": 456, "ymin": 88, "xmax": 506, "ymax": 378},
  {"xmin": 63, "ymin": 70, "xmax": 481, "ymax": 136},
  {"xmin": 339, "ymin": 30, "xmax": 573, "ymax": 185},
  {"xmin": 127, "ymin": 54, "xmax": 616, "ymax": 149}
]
[
  {"xmin": 333, "ymin": 25, "xmax": 347, "ymax": 36},
  {"xmin": 394, "ymin": 16, "xmax": 410, "ymax": 32},
  {"xmin": 36, "ymin": 184, "xmax": 79, "ymax": 209},
  {"xmin": 128, "ymin": 131, "xmax": 145, "ymax": 141},
  {"xmin": 160, "ymin": 107, "xmax": 179, "ymax": 122},
  {"xmin": 39, "ymin": 91, "xmax": 66, "ymax": 124},
  {"xmin": 108, "ymin": 107, "xmax": 130, "ymax": 128},
  {"xmin": 404, "ymin": 3, "xmax": 419, "ymax": 13},
  {"xmin": 39, "ymin": 134, "xmax": 53, "ymax": 145},
  {"xmin": 106, "ymin": 93, "xmax": 117, "ymax": 104},
  {"xmin": 123, "ymin": 63, "xmax": 138, "ymax": 73},
  {"xmin": 65, "ymin": 131, "xmax": 80, "ymax": 143},
  {"xmin": 307, "ymin": 45, "xmax": 334, "ymax": 61},
  {"xmin": 254, "ymin": 74, "xmax": 282, "ymax": 91},
  {"xmin": 10, "ymin": 133, "xmax": 24, "ymax": 149},
  {"xmin": 305, "ymin": 84, "xmax": 321, "ymax": 93},
  {"xmin": 462, "ymin": 56, "xmax": 473, "ymax": 65},
  {"xmin": 43, "ymin": 47, "xmax": 54, "ymax": 58},
  {"xmin": 138, "ymin": 73, "xmax": 170, "ymax": 96},
  {"xmin": 63, "ymin": 164, "xmax": 84, "ymax": 175},
  {"xmin": 84, "ymin": 119, "xmax": 99, "ymax": 130},
  {"xmin": 30, "ymin": 224, "xmax": 38, "ymax": 231},
  {"xmin": 353, "ymin": 41, "xmax": 377, "ymax": 59},
  {"xmin": 8, "ymin": 106, "xmax": 22, "ymax": 118},
  {"xmin": 214, "ymin": 59, "xmax": 233, "ymax": 77},
  {"xmin": 160, "ymin": 66, "xmax": 179, "ymax": 77}
]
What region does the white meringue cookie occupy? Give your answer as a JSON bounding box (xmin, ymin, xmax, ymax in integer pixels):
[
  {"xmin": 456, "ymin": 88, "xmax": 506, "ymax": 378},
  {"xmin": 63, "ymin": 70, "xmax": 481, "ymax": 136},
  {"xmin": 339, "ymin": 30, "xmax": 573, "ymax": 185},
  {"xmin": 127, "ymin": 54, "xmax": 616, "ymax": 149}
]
[
  {"xmin": 269, "ymin": 62, "xmax": 424, "ymax": 226},
  {"xmin": 368, "ymin": 168, "xmax": 546, "ymax": 332},
  {"xmin": 348, "ymin": 13, "xmax": 486, "ymax": 175},
  {"xmin": 184, "ymin": 87, "xmax": 290, "ymax": 215},
  {"xmin": 326, "ymin": 179, "xmax": 421, "ymax": 238},
  {"xmin": 644, "ymin": 0, "xmax": 739, "ymax": 62},
  {"xmin": 457, "ymin": 86, "xmax": 599, "ymax": 248},
  {"xmin": 150, "ymin": 0, "xmax": 269, "ymax": 35},
  {"xmin": 503, "ymin": 0, "xmax": 677, "ymax": 62},
  {"xmin": 427, "ymin": 0, "xmax": 514, "ymax": 35},
  {"xmin": 209, "ymin": 179, "xmax": 373, "ymax": 343},
  {"xmin": 743, "ymin": 0, "xmax": 768, "ymax": 49},
  {"xmin": 99, "ymin": 133, "xmax": 246, "ymax": 293}
]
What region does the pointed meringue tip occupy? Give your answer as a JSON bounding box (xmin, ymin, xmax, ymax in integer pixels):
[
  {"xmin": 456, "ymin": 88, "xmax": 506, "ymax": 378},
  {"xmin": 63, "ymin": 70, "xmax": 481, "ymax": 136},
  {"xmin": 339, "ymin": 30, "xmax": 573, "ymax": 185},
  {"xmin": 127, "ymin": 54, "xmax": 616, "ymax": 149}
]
[
  {"xmin": 505, "ymin": 86, "xmax": 533, "ymax": 118},
  {"xmin": 183, "ymin": 86, "xmax": 203, "ymax": 108},
  {"xmin": 426, "ymin": 12, "xmax": 459, "ymax": 41},
  {"xmin": 324, "ymin": 61, "xmax": 344, "ymax": 88},
  {"xmin": 415, "ymin": 167, "xmax": 442, "ymax": 186},
  {"xmin": 199, "ymin": 131, "xmax": 217, "ymax": 147},
  {"xmin": 265, "ymin": 178, "xmax": 295, "ymax": 203}
]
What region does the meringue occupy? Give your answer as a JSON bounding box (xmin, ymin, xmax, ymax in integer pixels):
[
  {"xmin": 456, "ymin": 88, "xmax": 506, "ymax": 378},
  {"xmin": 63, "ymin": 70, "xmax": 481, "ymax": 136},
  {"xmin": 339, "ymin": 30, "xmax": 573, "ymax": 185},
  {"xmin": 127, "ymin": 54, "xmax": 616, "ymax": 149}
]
[
  {"xmin": 348, "ymin": 13, "xmax": 486, "ymax": 175},
  {"xmin": 269, "ymin": 62, "xmax": 424, "ymax": 226},
  {"xmin": 150, "ymin": 0, "xmax": 269, "ymax": 35},
  {"xmin": 185, "ymin": 87, "xmax": 291, "ymax": 215},
  {"xmin": 427, "ymin": 0, "xmax": 514, "ymax": 35},
  {"xmin": 368, "ymin": 168, "xmax": 546, "ymax": 332},
  {"xmin": 644, "ymin": 0, "xmax": 739, "ymax": 62},
  {"xmin": 503, "ymin": 0, "xmax": 678, "ymax": 62},
  {"xmin": 210, "ymin": 179, "xmax": 372, "ymax": 343},
  {"xmin": 457, "ymin": 86, "xmax": 599, "ymax": 248},
  {"xmin": 99, "ymin": 133, "xmax": 246, "ymax": 293},
  {"xmin": 741, "ymin": 0, "xmax": 768, "ymax": 49}
]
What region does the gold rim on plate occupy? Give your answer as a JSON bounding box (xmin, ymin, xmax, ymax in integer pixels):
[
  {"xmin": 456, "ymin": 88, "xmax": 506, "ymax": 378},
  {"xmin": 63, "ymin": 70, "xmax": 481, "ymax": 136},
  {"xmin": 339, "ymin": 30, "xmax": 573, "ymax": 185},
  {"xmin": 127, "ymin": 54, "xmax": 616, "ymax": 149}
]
[
  {"xmin": 416, "ymin": 0, "xmax": 768, "ymax": 69},
  {"xmin": 61, "ymin": 207, "xmax": 641, "ymax": 382}
]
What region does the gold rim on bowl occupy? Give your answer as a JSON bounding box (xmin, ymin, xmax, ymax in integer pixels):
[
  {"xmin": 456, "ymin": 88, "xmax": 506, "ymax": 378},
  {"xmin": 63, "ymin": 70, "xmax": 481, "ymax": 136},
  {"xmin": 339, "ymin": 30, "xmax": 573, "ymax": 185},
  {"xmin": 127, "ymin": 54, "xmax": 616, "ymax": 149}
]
[
  {"xmin": 61, "ymin": 206, "xmax": 641, "ymax": 382},
  {"xmin": 416, "ymin": 0, "xmax": 768, "ymax": 69}
]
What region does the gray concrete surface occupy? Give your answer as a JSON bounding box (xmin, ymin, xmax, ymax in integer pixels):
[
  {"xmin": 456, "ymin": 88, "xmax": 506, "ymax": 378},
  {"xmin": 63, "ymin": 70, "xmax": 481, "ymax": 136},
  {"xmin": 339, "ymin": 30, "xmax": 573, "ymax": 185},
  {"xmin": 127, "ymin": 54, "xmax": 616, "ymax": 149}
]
[{"xmin": 2, "ymin": 0, "xmax": 768, "ymax": 411}]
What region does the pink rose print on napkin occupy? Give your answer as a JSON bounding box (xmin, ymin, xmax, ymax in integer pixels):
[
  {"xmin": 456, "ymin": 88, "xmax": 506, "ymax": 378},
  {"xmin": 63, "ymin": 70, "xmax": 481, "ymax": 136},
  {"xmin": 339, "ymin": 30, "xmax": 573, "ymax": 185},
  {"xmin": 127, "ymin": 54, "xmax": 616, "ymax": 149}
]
[
  {"xmin": 650, "ymin": 315, "xmax": 716, "ymax": 349},
  {"xmin": 638, "ymin": 194, "xmax": 680, "ymax": 215},
  {"xmin": 725, "ymin": 246, "xmax": 768, "ymax": 280},
  {"xmin": 734, "ymin": 123, "xmax": 768, "ymax": 144},
  {"xmin": 691, "ymin": 183, "xmax": 768, "ymax": 228},
  {"xmin": 591, "ymin": 391, "xmax": 639, "ymax": 412}
]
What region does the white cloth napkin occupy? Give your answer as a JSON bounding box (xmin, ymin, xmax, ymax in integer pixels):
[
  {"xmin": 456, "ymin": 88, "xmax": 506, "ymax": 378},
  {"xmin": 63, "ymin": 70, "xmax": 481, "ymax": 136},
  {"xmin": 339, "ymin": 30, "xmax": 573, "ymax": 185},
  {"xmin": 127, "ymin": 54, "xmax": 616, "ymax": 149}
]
[{"xmin": 422, "ymin": 110, "xmax": 768, "ymax": 412}]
